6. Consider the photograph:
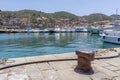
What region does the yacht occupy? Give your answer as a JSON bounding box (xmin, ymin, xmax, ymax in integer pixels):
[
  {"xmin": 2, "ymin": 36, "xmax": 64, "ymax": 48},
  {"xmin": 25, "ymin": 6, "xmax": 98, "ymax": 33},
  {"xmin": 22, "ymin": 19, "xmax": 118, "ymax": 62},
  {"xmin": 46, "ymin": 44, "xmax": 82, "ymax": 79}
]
[
  {"xmin": 102, "ymin": 20, "xmax": 120, "ymax": 30},
  {"xmin": 100, "ymin": 20, "xmax": 120, "ymax": 44},
  {"xmin": 100, "ymin": 30, "xmax": 120, "ymax": 44}
]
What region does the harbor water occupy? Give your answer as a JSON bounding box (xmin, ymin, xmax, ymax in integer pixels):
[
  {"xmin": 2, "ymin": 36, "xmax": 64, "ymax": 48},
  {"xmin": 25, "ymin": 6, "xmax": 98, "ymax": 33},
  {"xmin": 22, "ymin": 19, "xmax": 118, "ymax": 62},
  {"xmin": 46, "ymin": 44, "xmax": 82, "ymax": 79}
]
[{"xmin": 0, "ymin": 33, "xmax": 120, "ymax": 58}]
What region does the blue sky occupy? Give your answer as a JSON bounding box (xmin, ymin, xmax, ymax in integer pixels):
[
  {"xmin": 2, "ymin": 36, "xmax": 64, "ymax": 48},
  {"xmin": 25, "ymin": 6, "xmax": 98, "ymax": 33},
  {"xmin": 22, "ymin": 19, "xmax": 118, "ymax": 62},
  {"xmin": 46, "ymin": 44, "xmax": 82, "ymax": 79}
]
[{"xmin": 0, "ymin": 0, "xmax": 119, "ymax": 16}]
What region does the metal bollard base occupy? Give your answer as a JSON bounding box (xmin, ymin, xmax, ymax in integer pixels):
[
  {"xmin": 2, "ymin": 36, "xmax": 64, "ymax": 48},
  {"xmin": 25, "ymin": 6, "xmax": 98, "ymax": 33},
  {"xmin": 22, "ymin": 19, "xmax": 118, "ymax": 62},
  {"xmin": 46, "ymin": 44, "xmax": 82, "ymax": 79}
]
[
  {"xmin": 74, "ymin": 66, "xmax": 94, "ymax": 75},
  {"xmin": 75, "ymin": 49, "xmax": 95, "ymax": 75}
]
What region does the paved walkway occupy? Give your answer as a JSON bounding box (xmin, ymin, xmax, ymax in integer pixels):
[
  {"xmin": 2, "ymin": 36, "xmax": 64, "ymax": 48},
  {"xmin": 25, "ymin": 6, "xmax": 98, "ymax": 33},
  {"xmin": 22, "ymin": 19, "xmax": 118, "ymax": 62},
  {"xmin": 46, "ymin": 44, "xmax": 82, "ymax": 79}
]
[{"xmin": 0, "ymin": 48, "xmax": 120, "ymax": 80}]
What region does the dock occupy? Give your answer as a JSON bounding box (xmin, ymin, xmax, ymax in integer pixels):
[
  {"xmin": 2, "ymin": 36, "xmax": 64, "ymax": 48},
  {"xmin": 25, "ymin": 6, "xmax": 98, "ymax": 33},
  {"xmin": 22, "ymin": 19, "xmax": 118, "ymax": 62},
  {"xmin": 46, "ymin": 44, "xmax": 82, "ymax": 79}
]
[{"xmin": 0, "ymin": 48, "xmax": 120, "ymax": 80}]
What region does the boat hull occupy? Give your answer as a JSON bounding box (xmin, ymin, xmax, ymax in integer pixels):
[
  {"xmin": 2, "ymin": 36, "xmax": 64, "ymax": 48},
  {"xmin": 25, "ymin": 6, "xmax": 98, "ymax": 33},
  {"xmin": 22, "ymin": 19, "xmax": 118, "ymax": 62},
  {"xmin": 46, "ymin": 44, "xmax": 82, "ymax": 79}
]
[{"xmin": 101, "ymin": 36, "xmax": 120, "ymax": 44}]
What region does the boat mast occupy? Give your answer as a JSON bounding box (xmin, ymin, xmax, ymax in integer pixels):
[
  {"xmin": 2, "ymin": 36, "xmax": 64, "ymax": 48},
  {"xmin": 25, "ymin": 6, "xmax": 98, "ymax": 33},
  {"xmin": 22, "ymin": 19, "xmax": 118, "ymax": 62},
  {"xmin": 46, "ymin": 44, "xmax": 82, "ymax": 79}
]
[
  {"xmin": 116, "ymin": 9, "xmax": 118, "ymax": 16},
  {"xmin": 116, "ymin": 9, "xmax": 118, "ymax": 20}
]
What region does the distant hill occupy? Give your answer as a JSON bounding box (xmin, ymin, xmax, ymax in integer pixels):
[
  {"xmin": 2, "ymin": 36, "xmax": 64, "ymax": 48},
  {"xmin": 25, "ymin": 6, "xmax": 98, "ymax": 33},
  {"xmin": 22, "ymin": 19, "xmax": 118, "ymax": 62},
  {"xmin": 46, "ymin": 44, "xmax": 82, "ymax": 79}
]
[
  {"xmin": 0, "ymin": 10, "xmax": 81, "ymax": 28},
  {"xmin": 0, "ymin": 10, "xmax": 115, "ymax": 28},
  {"xmin": 52, "ymin": 11, "xmax": 79, "ymax": 19},
  {"xmin": 0, "ymin": 10, "xmax": 78, "ymax": 19},
  {"xmin": 83, "ymin": 13, "xmax": 112, "ymax": 23},
  {"xmin": 110, "ymin": 14, "xmax": 120, "ymax": 20}
]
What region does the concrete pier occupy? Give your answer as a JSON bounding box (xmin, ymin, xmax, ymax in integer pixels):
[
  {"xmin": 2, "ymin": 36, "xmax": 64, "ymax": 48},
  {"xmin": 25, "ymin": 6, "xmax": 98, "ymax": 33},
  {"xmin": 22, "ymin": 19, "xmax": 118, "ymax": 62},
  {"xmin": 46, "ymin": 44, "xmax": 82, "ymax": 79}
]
[{"xmin": 0, "ymin": 48, "xmax": 120, "ymax": 80}]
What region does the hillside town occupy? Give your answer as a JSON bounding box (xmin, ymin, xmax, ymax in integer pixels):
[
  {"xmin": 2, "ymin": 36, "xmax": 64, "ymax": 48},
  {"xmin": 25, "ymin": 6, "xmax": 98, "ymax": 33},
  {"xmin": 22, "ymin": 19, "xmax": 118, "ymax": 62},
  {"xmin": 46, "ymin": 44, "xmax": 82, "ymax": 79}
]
[{"xmin": 0, "ymin": 10, "xmax": 114, "ymax": 30}]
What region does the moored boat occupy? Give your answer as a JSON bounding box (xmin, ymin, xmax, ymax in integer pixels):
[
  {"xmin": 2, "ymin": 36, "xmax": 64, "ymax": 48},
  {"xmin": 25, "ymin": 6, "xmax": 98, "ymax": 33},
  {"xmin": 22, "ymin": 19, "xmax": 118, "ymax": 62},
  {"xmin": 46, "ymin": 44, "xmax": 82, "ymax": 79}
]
[
  {"xmin": 100, "ymin": 30, "xmax": 120, "ymax": 44},
  {"xmin": 75, "ymin": 26, "xmax": 88, "ymax": 32},
  {"xmin": 87, "ymin": 26, "xmax": 102, "ymax": 34}
]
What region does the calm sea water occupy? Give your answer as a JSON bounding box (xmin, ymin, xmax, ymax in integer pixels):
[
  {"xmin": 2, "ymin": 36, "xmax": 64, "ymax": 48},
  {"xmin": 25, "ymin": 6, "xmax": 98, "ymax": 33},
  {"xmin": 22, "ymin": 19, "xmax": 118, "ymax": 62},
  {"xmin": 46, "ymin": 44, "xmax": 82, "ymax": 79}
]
[{"xmin": 0, "ymin": 33, "xmax": 120, "ymax": 58}]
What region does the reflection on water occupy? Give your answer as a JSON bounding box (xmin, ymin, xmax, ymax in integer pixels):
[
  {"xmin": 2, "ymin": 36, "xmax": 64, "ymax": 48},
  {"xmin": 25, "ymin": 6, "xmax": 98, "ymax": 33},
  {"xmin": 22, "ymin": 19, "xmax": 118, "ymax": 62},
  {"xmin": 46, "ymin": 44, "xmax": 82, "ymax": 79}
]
[{"xmin": 0, "ymin": 33, "xmax": 120, "ymax": 58}]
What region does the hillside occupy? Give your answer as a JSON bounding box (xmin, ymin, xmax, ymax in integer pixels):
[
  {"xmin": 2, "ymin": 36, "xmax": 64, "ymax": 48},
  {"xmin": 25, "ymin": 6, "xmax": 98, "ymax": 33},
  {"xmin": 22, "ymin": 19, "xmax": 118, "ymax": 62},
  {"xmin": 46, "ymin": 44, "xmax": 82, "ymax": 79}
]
[
  {"xmin": 83, "ymin": 13, "xmax": 113, "ymax": 23},
  {"xmin": 0, "ymin": 10, "xmax": 81, "ymax": 28},
  {"xmin": 52, "ymin": 11, "xmax": 78, "ymax": 19},
  {"xmin": 0, "ymin": 10, "xmax": 115, "ymax": 28},
  {"xmin": 0, "ymin": 10, "xmax": 78, "ymax": 20},
  {"xmin": 110, "ymin": 14, "xmax": 120, "ymax": 20}
]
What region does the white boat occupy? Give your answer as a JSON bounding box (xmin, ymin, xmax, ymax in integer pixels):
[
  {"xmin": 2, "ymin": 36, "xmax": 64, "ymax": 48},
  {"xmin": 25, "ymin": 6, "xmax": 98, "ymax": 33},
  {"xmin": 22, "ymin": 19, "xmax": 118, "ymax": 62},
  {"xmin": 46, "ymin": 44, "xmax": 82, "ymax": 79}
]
[
  {"xmin": 67, "ymin": 27, "xmax": 75, "ymax": 32},
  {"xmin": 55, "ymin": 26, "xmax": 61, "ymax": 32},
  {"xmin": 55, "ymin": 26, "xmax": 75, "ymax": 33},
  {"xmin": 100, "ymin": 30, "xmax": 120, "ymax": 44},
  {"xmin": 100, "ymin": 20, "xmax": 120, "ymax": 44},
  {"xmin": 43, "ymin": 29, "xmax": 48, "ymax": 32},
  {"xmin": 32, "ymin": 29, "xmax": 40, "ymax": 33},
  {"xmin": 102, "ymin": 20, "xmax": 120, "ymax": 30}
]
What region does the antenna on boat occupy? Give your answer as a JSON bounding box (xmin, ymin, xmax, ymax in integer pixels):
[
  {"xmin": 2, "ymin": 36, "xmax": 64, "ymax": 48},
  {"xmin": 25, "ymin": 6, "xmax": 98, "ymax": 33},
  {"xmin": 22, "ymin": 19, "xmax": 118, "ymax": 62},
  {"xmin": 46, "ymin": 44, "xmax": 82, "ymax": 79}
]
[
  {"xmin": 116, "ymin": 9, "xmax": 118, "ymax": 16},
  {"xmin": 116, "ymin": 9, "xmax": 118, "ymax": 20}
]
